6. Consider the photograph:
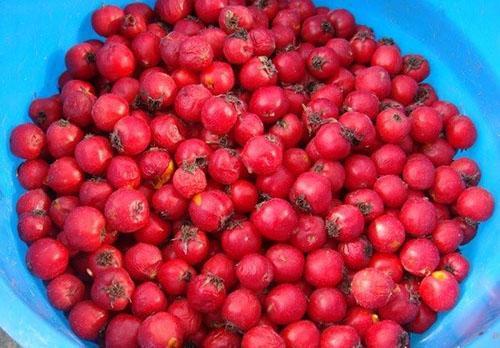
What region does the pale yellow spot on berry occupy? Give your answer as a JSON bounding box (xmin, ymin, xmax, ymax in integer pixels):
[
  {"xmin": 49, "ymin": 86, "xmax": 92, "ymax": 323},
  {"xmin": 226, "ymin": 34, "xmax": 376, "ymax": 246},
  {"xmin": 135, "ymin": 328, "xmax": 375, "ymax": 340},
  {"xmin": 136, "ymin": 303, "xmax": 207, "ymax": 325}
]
[{"xmin": 193, "ymin": 194, "xmax": 202, "ymax": 206}]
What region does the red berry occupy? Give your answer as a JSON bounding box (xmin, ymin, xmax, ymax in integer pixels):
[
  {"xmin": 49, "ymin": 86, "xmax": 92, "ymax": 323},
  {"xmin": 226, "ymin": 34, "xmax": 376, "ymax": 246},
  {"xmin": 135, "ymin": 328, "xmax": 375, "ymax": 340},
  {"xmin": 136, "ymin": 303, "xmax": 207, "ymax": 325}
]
[
  {"xmin": 291, "ymin": 214, "xmax": 327, "ymax": 253},
  {"xmin": 155, "ymin": 0, "xmax": 191, "ymax": 22},
  {"xmin": 10, "ymin": 123, "xmax": 46, "ymax": 160},
  {"xmin": 367, "ymin": 214, "xmax": 405, "ymax": 253},
  {"xmin": 64, "ymin": 206, "xmax": 105, "ymax": 252},
  {"xmin": 355, "ymin": 66, "xmax": 392, "ymax": 99},
  {"xmin": 343, "ymin": 306, "xmax": 379, "ymax": 338},
  {"xmin": 105, "ymin": 188, "xmax": 150, "ymax": 233},
  {"xmin": 440, "ymin": 252, "xmax": 470, "ymax": 282},
  {"xmin": 242, "ymin": 325, "xmax": 285, "ymax": 348},
  {"xmin": 201, "ymin": 61, "xmax": 235, "ymax": 95},
  {"xmin": 364, "ymin": 320, "xmax": 409, "ymax": 348},
  {"xmin": 187, "ymin": 273, "xmax": 226, "ymax": 313},
  {"xmin": 314, "ymin": 123, "xmax": 351, "ymax": 161},
  {"xmin": 456, "ymin": 186, "xmax": 494, "ymax": 222},
  {"xmin": 400, "ymin": 238, "xmax": 440, "ymax": 277},
  {"xmin": 338, "ymin": 236, "xmax": 373, "ymax": 270},
  {"xmin": 236, "ymin": 253, "xmax": 273, "ymax": 291},
  {"xmin": 137, "ymin": 312, "xmax": 184, "ymax": 348},
  {"xmin": 131, "ymin": 281, "xmax": 167, "ymax": 318},
  {"xmin": 174, "ymin": 84, "xmax": 212, "ymax": 123},
  {"xmin": 189, "ymin": 190, "xmax": 233, "ymax": 232},
  {"xmin": 251, "ymin": 198, "xmax": 298, "ymax": 241},
  {"xmin": 75, "ymin": 135, "xmax": 113, "ymax": 175},
  {"xmin": 221, "ymin": 220, "xmax": 262, "ymax": 260},
  {"xmin": 407, "ymin": 304, "xmax": 437, "ymax": 334},
  {"xmin": 282, "ymin": 320, "xmax": 320, "ymax": 348},
  {"xmin": 402, "ymin": 54, "xmax": 430, "ymax": 82},
  {"xmin": 106, "ymin": 155, "xmax": 141, "ymax": 189},
  {"xmin": 152, "ymin": 184, "xmax": 188, "ymax": 221},
  {"xmin": 304, "ymin": 248, "xmax": 344, "ymax": 288},
  {"xmin": 69, "ymin": 300, "xmax": 109, "ymax": 340},
  {"xmin": 308, "ymin": 287, "xmax": 347, "ymax": 324},
  {"xmin": 47, "ymin": 273, "xmax": 85, "ymax": 311},
  {"xmin": 87, "ymin": 244, "xmax": 122, "ymax": 277},
  {"xmin": 105, "ymin": 314, "xmax": 141, "ymax": 348},
  {"xmin": 124, "ymin": 242, "xmax": 162, "ymax": 281},
  {"xmin": 273, "ymin": 51, "xmax": 305, "ymax": 84},
  {"xmin": 399, "ymin": 197, "xmax": 437, "ymax": 236},
  {"xmin": 91, "ymin": 267, "xmax": 134, "ymax": 311},
  {"xmin": 223, "ymin": 30, "xmax": 254, "ymax": 64},
  {"xmin": 265, "ymin": 283, "xmax": 307, "ymax": 325},
  {"xmin": 419, "ymin": 270, "xmax": 459, "ymax": 312},
  {"xmin": 290, "ymin": 172, "xmax": 332, "ymax": 215},
  {"xmin": 96, "ymin": 42, "xmax": 136, "ymax": 81},
  {"xmin": 409, "ymin": 106, "xmax": 443, "ymax": 143},
  {"xmin": 140, "ymin": 71, "xmax": 177, "ymax": 112},
  {"xmin": 378, "ymin": 283, "xmax": 419, "ymax": 325},
  {"xmin": 178, "ymin": 36, "xmax": 214, "ymax": 71},
  {"xmin": 222, "ymin": 288, "xmax": 261, "ymax": 331},
  {"xmin": 201, "ymin": 96, "xmax": 238, "ymax": 135},
  {"xmin": 372, "ymin": 144, "xmax": 407, "ymax": 175},
  {"xmin": 26, "ymin": 238, "xmax": 69, "ymax": 280},
  {"xmin": 266, "ymin": 244, "xmax": 305, "ymax": 283},
  {"xmin": 320, "ymin": 325, "xmax": 361, "ymax": 348},
  {"xmin": 158, "ymin": 258, "xmax": 195, "ymax": 296},
  {"xmin": 226, "ymin": 180, "xmax": 258, "ymax": 213},
  {"xmin": 172, "ymin": 223, "xmax": 209, "ymax": 265},
  {"xmin": 241, "ymin": 134, "xmax": 283, "ymax": 175},
  {"xmin": 111, "ymin": 115, "xmax": 151, "ymax": 155},
  {"xmin": 351, "ymin": 268, "xmax": 394, "ymax": 309}
]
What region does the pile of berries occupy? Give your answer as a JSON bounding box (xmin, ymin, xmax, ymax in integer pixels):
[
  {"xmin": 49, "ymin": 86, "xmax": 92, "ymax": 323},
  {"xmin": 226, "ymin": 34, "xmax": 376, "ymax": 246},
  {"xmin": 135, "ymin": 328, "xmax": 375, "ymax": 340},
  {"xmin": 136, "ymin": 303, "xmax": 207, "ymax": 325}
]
[{"xmin": 9, "ymin": 0, "xmax": 495, "ymax": 347}]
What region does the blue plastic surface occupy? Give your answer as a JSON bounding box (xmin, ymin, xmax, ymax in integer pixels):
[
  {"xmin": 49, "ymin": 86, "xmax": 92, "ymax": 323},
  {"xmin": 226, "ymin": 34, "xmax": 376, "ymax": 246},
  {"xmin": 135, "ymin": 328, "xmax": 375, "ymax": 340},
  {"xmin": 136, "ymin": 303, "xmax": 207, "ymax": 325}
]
[{"xmin": 0, "ymin": 0, "xmax": 499, "ymax": 347}]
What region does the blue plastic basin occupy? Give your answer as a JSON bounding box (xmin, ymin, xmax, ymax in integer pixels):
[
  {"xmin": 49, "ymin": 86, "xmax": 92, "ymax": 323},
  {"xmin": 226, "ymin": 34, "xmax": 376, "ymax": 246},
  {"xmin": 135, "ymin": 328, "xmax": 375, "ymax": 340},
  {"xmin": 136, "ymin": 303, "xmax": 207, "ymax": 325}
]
[{"xmin": 0, "ymin": 0, "xmax": 499, "ymax": 347}]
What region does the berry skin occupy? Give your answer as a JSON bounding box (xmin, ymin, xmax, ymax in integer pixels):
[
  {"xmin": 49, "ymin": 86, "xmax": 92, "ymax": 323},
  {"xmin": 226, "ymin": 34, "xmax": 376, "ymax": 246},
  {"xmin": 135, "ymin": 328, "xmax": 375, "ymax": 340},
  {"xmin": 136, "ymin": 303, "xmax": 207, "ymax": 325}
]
[
  {"xmin": 96, "ymin": 42, "xmax": 136, "ymax": 81},
  {"xmin": 241, "ymin": 325, "xmax": 285, "ymax": 348},
  {"xmin": 75, "ymin": 135, "xmax": 113, "ymax": 175},
  {"xmin": 104, "ymin": 188, "xmax": 150, "ymax": 233},
  {"xmin": 320, "ymin": 325, "xmax": 362, "ymax": 348},
  {"xmin": 364, "ymin": 320, "xmax": 410, "ymax": 348},
  {"xmin": 111, "ymin": 115, "xmax": 151, "ymax": 156},
  {"xmin": 90, "ymin": 267, "xmax": 135, "ymax": 311},
  {"xmin": 131, "ymin": 281, "xmax": 167, "ymax": 318},
  {"xmin": 189, "ymin": 190, "xmax": 234, "ymax": 233},
  {"xmin": 251, "ymin": 198, "xmax": 298, "ymax": 242},
  {"xmin": 266, "ymin": 244, "xmax": 305, "ymax": 283},
  {"xmin": 69, "ymin": 300, "xmax": 109, "ymax": 341},
  {"xmin": 236, "ymin": 253, "xmax": 274, "ymax": 292},
  {"xmin": 326, "ymin": 204, "xmax": 365, "ymax": 242},
  {"xmin": 304, "ymin": 248, "xmax": 344, "ymax": 288},
  {"xmin": 26, "ymin": 238, "xmax": 69, "ymax": 280},
  {"xmin": 399, "ymin": 197, "xmax": 437, "ymax": 236},
  {"xmin": 201, "ymin": 96, "xmax": 238, "ymax": 135},
  {"xmin": 105, "ymin": 314, "xmax": 141, "ymax": 348},
  {"xmin": 222, "ymin": 288, "xmax": 261, "ymax": 331},
  {"xmin": 351, "ymin": 268, "xmax": 395, "ymax": 309},
  {"xmin": 265, "ymin": 283, "xmax": 307, "ymax": 325},
  {"xmin": 282, "ymin": 320, "xmax": 320, "ymax": 348},
  {"xmin": 308, "ymin": 287, "xmax": 347, "ymax": 324},
  {"xmin": 419, "ymin": 270, "xmax": 459, "ymax": 312},
  {"xmin": 446, "ymin": 115, "xmax": 477, "ymax": 149},
  {"xmin": 187, "ymin": 273, "xmax": 226, "ymax": 314},
  {"xmin": 367, "ymin": 214, "xmax": 405, "ymax": 253},
  {"xmin": 46, "ymin": 273, "xmax": 85, "ymax": 311},
  {"xmin": 64, "ymin": 206, "xmax": 105, "ymax": 252},
  {"xmin": 10, "ymin": 123, "xmax": 46, "ymax": 160},
  {"xmin": 137, "ymin": 312, "xmax": 184, "ymax": 348},
  {"xmin": 289, "ymin": 172, "xmax": 332, "ymax": 215},
  {"xmin": 455, "ymin": 187, "xmax": 494, "ymax": 221},
  {"xmin": 400, "ymin": 238, "xmax": 440, "ymax": 277}
]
